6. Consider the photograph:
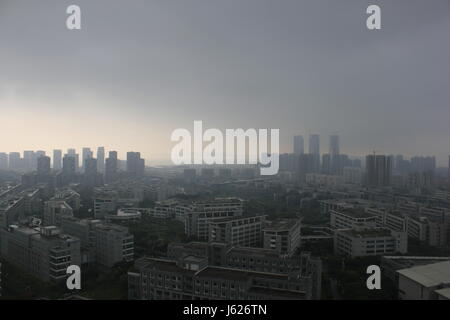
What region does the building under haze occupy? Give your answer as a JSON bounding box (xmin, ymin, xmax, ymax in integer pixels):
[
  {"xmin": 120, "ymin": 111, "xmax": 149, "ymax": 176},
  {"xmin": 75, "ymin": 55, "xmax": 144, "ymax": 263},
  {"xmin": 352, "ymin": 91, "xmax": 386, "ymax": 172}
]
[
  {"xmin": 53, "ymin": 149, "xmax": 62, "ymax": 171},
  {"xmin": 366, "ymin": 154, "xmax": 393, "ymax": 187},
  {"xmin": 126, "ymin": 152, "xmax": 145, "ymax": 178},
  {"xmin": 105, "ymin": 151, "xmax": 118, "ymax": 184},
  {"xmin": 293, "ymin": 135, "xmax": 304, "ymax": 155},
  {"xmin": 97, "ymin": 147, "xmax": 105, "ymax": 173},
  {"xmin": 309, "ymin": 134, "xmax": 320, "ymax": 173}
]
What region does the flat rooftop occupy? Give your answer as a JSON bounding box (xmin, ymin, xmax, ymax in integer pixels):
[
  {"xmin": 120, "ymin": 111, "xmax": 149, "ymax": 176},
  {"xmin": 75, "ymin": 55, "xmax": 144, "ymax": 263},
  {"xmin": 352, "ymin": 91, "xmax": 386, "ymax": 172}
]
[
  {"xmin": 340, "ymin": 228, "xmax": 392, "ymax": 238},
  {"xmin": 196, "ymin": 266, "xmax": 287, "ymax": 282},
  {"xmin": 247, "ymin": 286, "xmax": 306, "ymax": 299},
  {"xmin": 264, "ymin": 219, "xmax": 300, "ymax": 231},
  {"xmin": 397, "ymin": 261, "xmax": 450, "ymax": 288},
  {"xmin": 333, "ymin": 208, "xmax": 377, "ymax": 219}
]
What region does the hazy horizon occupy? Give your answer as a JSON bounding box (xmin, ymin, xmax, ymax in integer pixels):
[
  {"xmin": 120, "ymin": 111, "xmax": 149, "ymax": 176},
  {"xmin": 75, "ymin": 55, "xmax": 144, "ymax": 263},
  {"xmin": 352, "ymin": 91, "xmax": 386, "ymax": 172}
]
[{"xmin": 1, "ymin": 0, "xmax": 450, "ymax": 166}]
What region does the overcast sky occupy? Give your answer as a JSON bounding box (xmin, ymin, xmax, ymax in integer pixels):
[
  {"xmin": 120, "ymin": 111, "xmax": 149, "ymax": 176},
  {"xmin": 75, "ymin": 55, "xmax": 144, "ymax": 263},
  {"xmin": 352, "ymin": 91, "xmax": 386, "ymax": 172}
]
[{"xmin": 1, "ymin": 0, "xmax": 449, "ymax": 165}]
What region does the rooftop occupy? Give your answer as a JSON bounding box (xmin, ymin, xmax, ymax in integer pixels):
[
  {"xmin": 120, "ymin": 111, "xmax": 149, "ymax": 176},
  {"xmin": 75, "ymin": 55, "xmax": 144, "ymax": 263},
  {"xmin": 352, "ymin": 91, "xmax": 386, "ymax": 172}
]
[
  {"xmin": 435, "ymin": 287, "xmax": 450, "ymax": 299},
  {"xmin": 196, "ymin": 266, "xmax": 287, "ymax": 282},
  {"xmin": 332, "ymin": 208, "xmax": 377, "ymax": 219},
  {"xmin": 263, "ymin": 219, "xmax": 300, "ymax": 231},
  {"xmin": 397, "ymin": 261, "xmax": 450, "ymax": 288},
  {"xmin": 339, "ymin": 228, "xmax": 392, "ymax": 238}
]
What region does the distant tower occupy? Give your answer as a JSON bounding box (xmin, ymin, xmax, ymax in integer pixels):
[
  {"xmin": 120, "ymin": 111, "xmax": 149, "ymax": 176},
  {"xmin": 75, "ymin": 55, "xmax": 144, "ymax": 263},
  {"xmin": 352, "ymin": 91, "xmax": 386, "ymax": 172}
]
[
  {"xmin": 105, "ymin": 151, "xmax": 118, "ymax": 183},
  {"xmin": 366, "ymin": 153, "xmax": 392, "ymax": 187},
  {"xmin": 84, "ymin": 157, "xmax": 98, "ymax": 187},
  {"xmin": 293, "ymin": 135, "xmax": 304, "ymax": 155},
  {"xmin": 448, "ymin": 154, "xmax": 450, "ymax": 182},
  {"xmin": 329, "ymin": 134, "xmax": 340, "ymax": 174},
  {"xmin": 97, "ymin": 147, "xmax": 105, "ymax": 173},
  {"xmin": 127, "ymin": 152, "xmax": 145, "ymax": 178},
  {"xmin": 37, "ymin": 156, "xmax": 51, "ymax": 176},
  {"xmin": 67, "ymin": 149, "xmax": 79, "ymax": 171},
  {"xmin": 62, "ymin": 155, "xmax": 76, "ymax": 176},
  {"xmin": 329, "ymin": 134, "xmax": 340, "ymax": 157},
  {"xmin": 82, "ymin": 147, "xmax": 93, "ymax": 171},
  {"xmin": 309, "ymin": 134, "xmax": 320, "ymax": 173},
  {"xmin": 309, "ymin": 134, "xmax": 320, "ymax": 155},
  {"xmin": 53, "ymin": 149, "xmax": 62, "ymax": 171}
]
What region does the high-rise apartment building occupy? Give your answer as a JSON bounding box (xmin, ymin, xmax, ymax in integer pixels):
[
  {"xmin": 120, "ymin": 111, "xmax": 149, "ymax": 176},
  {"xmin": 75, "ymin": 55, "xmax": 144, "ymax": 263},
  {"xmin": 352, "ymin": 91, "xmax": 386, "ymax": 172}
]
[
  {"xmin": 0, "ymin": 153, "xmax": 8, "ymax": 170},
  {"xmin": 97, "ymin": 147, "xmax": 105, "ymax": 173},
  {"xmin": 309, "ymin": 134, "xmax": 320, "ymax": 173},
  {"xmin": 293, "ymin": 135, "xmax": 304, "ymax": 155},
  {"xmin": 37, "ymin": 156, "xmax": 51, "ymax": 176},
  {"xmin": 126, "ymin": 152, "xmax": 145, "ymax": 178},
  {"xmin": 8, "ymin": 152, "xmax": 21, "ymax": 171},
  {"xmin": 53, "ymin": 149, "xmax": 62, "ymax": 171},
  {"xmin": 105, "ymin": 151, "xmax": 118, "ymax": 183},
  {"xmin": 366, "ymin": 154, "xmax": 393, "ymax": 187},
  {"xmin": 0, "ymin": 226, "xmax": 81, "ymax": 282}
]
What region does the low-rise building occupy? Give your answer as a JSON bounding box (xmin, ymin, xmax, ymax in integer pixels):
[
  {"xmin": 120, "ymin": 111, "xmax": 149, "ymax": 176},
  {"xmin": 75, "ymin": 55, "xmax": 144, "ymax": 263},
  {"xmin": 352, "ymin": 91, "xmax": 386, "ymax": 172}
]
[
  {"xmin": 0, "ymin": 225, "xmax": 81, "ymax": 282},
  {"xmin": 263, "ymin": 219, "xmax": 301, "ymax": 256},
  {"xmin": 397, "ymin": 260, "xmax": 450, "ymax": 300},
  {"xmin": 334, "ymin": 226, "xmax": 407, "ymax": 257},
  {"xmin": 208, "ymin": 215, "xmax": 266, "ymax": 247},
  {"xmin": 128, "ymin": 257, "xmax": 310, "ymax": 300},
  {"xmin": 330, "ymin": 208, "xmax": 378, "ymax": 229}
]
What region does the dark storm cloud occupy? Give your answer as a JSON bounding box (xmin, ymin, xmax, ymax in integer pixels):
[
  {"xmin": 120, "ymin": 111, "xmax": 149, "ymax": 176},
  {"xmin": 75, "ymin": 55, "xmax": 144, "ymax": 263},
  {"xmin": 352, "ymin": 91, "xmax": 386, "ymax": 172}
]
[{"xmin": 0, "ymin": 0, "xmax": 449, "ymax": 164}]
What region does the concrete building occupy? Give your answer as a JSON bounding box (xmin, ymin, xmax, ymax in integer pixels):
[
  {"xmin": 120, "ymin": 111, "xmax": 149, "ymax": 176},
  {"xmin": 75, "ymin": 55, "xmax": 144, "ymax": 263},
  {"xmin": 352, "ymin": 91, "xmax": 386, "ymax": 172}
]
[
  {"xmin": 397, "ymin": 260, "xmax": 450, "ymax": 300},
  {"xmin": 366, "ymin": 154, "xmax": 392, "ymax": 187},
  {"xmin": 128, "ymin": 256, "xmax": 311, "ymax": 300},
  {"xmin": 105, "ymin": 151, "xmax": 118, "ymax": 184},
  {"xmin": 293, "ymin": 135, "xmax": 304, "ymax": 155},
  {"xmin": 0, "ymin": 152, "xmax": 8, "ymax": 170},
  {"xmin": 52, "ymin": 189, "xmax": 81, "ymax": 211},
  {"xmin": 97, "ymin": 147, "xmax": 105, "ymax": 173},
  {"xmin": 0, "ymin": 197, "xmax": 25, "ymax": 228},
  {"xmin": 184, "ymin": 198, "xmax": 244, "ymax": 240},
  {"xmin": 330, "ymin": 208, "xmax": 378, "ymax": 229},
  {"xmin": 0, "ymin": 225, "xmax": 81, "ymax": 282},
  {"xmin": 343, "ymin": 167, "xmax": 363, "ymax": 185},
  {"xmin": 92, "ymin": 223, "xmax": 134, "ymax": 269},
  {"xmin": 61, "ymin": 218, "xmax": 134, "ymax": 269},
  {"xmin": 53, "ymin": 149, "xmax": 62, "ymax": 171},
  {"xmin": 334, "ymin": 226, "xmax": 407, "ymax": 258},
  {"xmin": 263, "ymin": 219, "xmax": 301, "ymax": 256},
  {"xmin": 93, "ymin": 188, "xmax": 118, "ymax": 219},
  {"xmin": 127, "ymin": 152, "xmax": 145, "ymax": 178},
  {"xmin": 208, "ymin": 215, "xmax": 266, "ymax": 247},
  {"xmin": 43, "ymin": 200, "xmax": 73, "ymax": 226}
]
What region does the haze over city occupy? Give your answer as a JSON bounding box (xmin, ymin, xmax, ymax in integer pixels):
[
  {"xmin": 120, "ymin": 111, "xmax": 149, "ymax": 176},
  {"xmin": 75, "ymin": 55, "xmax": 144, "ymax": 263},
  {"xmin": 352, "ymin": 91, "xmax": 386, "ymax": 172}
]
[{"xmin": 1, "ymin": 0, "xmax": 450, "ymax": 165}]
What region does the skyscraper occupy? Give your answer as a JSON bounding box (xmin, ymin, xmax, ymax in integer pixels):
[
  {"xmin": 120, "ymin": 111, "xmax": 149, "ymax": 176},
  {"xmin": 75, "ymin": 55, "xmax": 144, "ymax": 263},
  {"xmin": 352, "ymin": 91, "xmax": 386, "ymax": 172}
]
[
  {"xmin": 366, "ymin": 154, "xmax": 392, "ymax": 187},
  {"xmin": 293, "ymin": 135, "xmax": 304, "ymax": 155},
  {"xmin": 67, "ymin": 149, "xmax": 79, "ymax": 171},
  {"xmin": 84, "ymin": 157, "xmax": 98, "ymax": 187},
  {"xmin": 0, "ymin": 153, "xmax": 8, "ymax": 170},
  {"xmin": 37, "ymin": 156, "xmax": 51, "ymax": 176},
  {"xmin": 82, "ymin": 147, "xmax": 93, "ymax": 171},
  {"xmin": 329, "ymin": 135, "xmax": 339, "ymax": 156},
  {"xmin": 23, "ymin": 151, "xmax": 34, "ymax": 172},
  {"xmin": 127, "ymin": 152, "xmax": 145, "ymax": 178},
  {"xmin": 105, "ymin": 151, "xmax": 118, "ymax": 183},
  {"xmin": 63, "ymin": 155, "xmax": 76, "ymax": 176},
  {"xmin": 309, "ymin": 134, "xmax": 320, "ymax": 155},
  {"xmin": 448, "ymin": 155, "xmax": 450, "ymax": 182},
  {"xmin": 8, "ymin": 152, "xmax": 21, "ymax": 171},
  {"xmin": 97, "ymin": 147, "xmax": 105, "ymax": 173},
  {"xmin": 309, "ymin": 134, "xmax": 320, "ymax": 173},
  {"xmin": 53, "ymin": 149, "xmax": 62, "ymax": 171},
  {"xmin": 329, "ymin": 135, "xmax": 340, "ymax": 174}
]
